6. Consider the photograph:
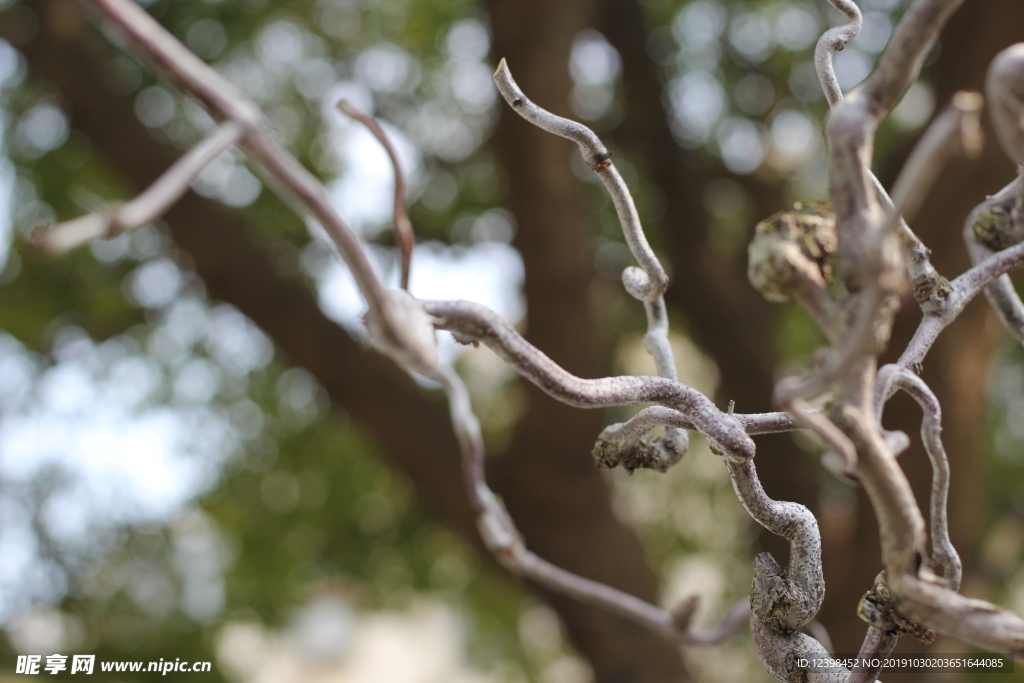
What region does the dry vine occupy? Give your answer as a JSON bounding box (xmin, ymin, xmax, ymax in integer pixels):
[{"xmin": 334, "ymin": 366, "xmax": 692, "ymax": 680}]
[{"xmin": 31, "ymin": 0, "xmax": 1024, "ymax": 680}]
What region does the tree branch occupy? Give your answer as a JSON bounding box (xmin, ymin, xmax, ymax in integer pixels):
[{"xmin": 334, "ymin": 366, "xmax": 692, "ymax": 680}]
[{"xmin": 335, "ymin": 100, "xmax": 415, "ymax": 291}]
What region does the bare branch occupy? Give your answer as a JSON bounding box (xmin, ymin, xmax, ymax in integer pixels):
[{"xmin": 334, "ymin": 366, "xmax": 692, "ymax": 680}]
[
  {"xmin": 493, "ymin": 59, "xmax": 690, "ymax": 468},
  {"xmin": 729, "ymin": 457, "xmax": 839, "ymax": 681},
  {"xmin": 35, "ymin": 121, "xmax": 244, "ymax": 254},
  {"xmin": 731, "ymin": 459, "xmax": 822, "ymax": 630},
  {"xmin": 56, "ymin": 0, "xmax": 1024, "ymax": 677},
  {"xmin": 959, "ymin": 176, "xmax": 1024, "ymax": 350},
  {"xmin": 777, "ymin": 385, "xmax": 859, "ymax": 480},
  {"xmin": 639, "ymin": 290, "xmax": 691, "ymax": 466},
  {"xmin": 877, "ymin": 91, "xmax": 984, "ymax": 312},
  {"xmin": 875, "ymin": 365, "xmax": 961, "ymax": 589},
  {"xmin": 848, "ymin": 627, "xmax": 898, "ymax": 683},
  {"xmin": 856, "ymin": 0, "xmax": 964, "ymax": 120},
  {"xmin": 825, "ymin": 0, "xmax": 964, "ymax": 355},
  {"xmin": 987, "ymin": 44, "xmax": 1024, "ymax": 167},
  {"xmin": 983, "ymin": 44, "xmax": 1024, "ymax": 286},
  {"xmin": 814, "ymin": 0, "xmax": 946, "ymax": 309},
  {"xmin": 805, "ymin": 0, "xmax": 1024, "ymax": 662},
  {"xmin": 432, "ymin": 364, "xmax": 747, "ymax": 644},
  {"xmin": 900, "ymin": 179, "xmax": 1024, "ymax": 369},
  {"xmin": 493, "ymin": 58, "xmax": 667, "ymax": 303},
  {"xmin": 336, "ymin": 100, "xmax": 415, "ymax": 291},
  {"xmin": 83, "ymin": 0, "xmax": 437, "ymax": 376},
  {"xmin": 424, "ymin": 299, "xmax": 755, "ymax": 462},
  {"xmin": 815, "ymin": 0, "xmax": 863, "ymax": 108},
  {"xmin": 843, "ymin": 406, "xmax": 1024, "ymax": 656}
]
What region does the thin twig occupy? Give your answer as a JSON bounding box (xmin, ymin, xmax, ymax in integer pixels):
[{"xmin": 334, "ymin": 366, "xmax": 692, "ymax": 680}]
[
  {"xmin": 35, "ymin": 121, "xmax": 244, "ymax": 254},
  {"xmin": 875, "ymin": 365, "xmax": 961, "ymax": 589},
  {"xmin": 730, "ymin": 457, "xmax": 833, "ymax": 681},
  {"xmin": 336, "ymin": 100, "xmax": 415, "ymax": 290},
  {"xmin": 493, "ymin": 58, "xmax": 689, "ymax": 469},
  {"xmin": 58, "ymin": 0, "xmax": 1024, "ymax": 676},
  {"xmin": 899, "ymin": 181, "xmax": 1024, "ymax": 369},
  {"xmin": 814, "ymin": 0, "xmax": 946, "ymax": 310},
  {"xmin": 493, "ymin": 58, "xmax": 667, "ymax": 302},
  {"xmin": 776, "ymin": 382, "xmax": 858, "ymax": 479},
  {"xmin": 815, "ymin": 0, "xmax": 862, "ymax": 108}
]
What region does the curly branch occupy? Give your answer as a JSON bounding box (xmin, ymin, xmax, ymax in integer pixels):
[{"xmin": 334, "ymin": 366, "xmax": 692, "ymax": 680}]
[
  {"xmin": 874, "ymin": 365, "xmax": 961, "ymax": 589},
  {"xmin": 424, "ymin": 299, "xmax": 755, "ymax": 461},
  {"xmin": 432, "ymin": 363, "xmax": 748, "ymax": 644},
  {"xmin": 336, "ymin": 100, "xmax": 415, "ymax": 291},
  {"xmin": 493, "ymin": 58, "xmax": 666, "ymax": 303},
  {"xmin": 493, "ymin": 59, "xmax": 690, "ymax": 468}
]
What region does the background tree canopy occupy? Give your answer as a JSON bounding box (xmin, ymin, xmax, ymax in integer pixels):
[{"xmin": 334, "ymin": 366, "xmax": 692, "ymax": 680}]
[{"xmin": 0, "ymin": 0, "xmax": 1023, "ymax": 681}]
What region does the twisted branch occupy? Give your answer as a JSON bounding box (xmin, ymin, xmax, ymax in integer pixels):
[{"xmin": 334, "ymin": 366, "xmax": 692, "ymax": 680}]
[
  {"xmin": 432, "ymin": 363, "xmax": 749, "ymax": 643},
  {"xmin": 494, "ymin": 59, "xmax": 690, "ymax": 468},
  {"xmin": 874, "ymin": 365, "xmax": 961, "ymax": 589},
  {"xmin": 424, "ymin": 299, "xmax": 755, "ymax": 462},
  {"xmin": 336, "ymin": 100, "xmax": 416, "ymax": 290}
]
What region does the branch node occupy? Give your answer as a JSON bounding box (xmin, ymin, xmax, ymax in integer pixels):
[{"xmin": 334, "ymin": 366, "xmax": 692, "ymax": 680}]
[
  {"xmin": 591, "ymin": 422, "xmax": 688, "ymax": 473},
  {"xmin": 858, "ymin": 572, "xmax": 937, "ymax": 644}
]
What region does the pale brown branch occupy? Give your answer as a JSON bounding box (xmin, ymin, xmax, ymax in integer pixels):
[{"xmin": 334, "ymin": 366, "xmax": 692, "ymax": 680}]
[
  {"xmin": 875, "ymin": 365, "xmax": 961, "ymax": 589},
  {"xmin": 848, "ymin": 627, "xmax": 898, "ymax": 683},
  {"xmin": 336, "ymin": 100, "xmax": 415, "ymax": 291},
  {"xmin": 35, "ymin": 121, "xmax": 244, "ymax": 254},
  {"xmin": 83, "ymin": 0, "xmax": 437, "ymax": 375},
  {"xmin": 432, "ymin": 364, "xmax": 747, "ymax": 644}
]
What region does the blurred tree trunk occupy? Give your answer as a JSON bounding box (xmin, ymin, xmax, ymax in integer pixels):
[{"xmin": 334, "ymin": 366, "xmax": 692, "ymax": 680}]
[
  {"xmin": 597, "ymin": 0, "xmax": 808, "ymax": 578},
  {"xmin": 485, "ymin": 1, "xmax": 690, "ymax": 679}
]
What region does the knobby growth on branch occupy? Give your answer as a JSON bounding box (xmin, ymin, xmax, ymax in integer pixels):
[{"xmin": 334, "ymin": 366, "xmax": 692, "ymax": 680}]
[{"xmin": 30, "ymin": 0, "xmax": 1024, "ymax": 680}]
